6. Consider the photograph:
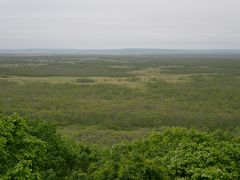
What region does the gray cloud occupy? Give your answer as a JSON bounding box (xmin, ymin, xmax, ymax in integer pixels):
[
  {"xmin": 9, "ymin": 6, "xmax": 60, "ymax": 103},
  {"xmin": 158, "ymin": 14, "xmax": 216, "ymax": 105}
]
[{"xmin": 0, "ymin": 0, "xmax": 240, "ymax": 49}]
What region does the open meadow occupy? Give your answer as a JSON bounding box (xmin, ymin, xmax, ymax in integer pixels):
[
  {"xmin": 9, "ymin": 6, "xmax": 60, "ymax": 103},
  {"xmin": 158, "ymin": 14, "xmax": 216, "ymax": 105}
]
[{"xmin": 0, "ymin": 54, "xmax": 240, "ymax": 145}]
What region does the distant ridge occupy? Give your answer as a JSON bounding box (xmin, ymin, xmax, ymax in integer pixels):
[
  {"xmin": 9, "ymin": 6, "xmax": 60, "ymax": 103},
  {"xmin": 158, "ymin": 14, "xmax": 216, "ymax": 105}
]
[{"xmin": 0, "ymin": 48, "xmax": 240, "ymax": 55}]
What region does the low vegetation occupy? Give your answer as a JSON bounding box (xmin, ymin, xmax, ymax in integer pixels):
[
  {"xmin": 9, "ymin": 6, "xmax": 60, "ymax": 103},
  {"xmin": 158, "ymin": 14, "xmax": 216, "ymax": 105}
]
[
  {"xmin": 75, "ymin": 78, "xmax": 95, "ymax": 83},
  {"xmin": 0, "ymin": 55, "xmax": 240, "ymax": 179}
]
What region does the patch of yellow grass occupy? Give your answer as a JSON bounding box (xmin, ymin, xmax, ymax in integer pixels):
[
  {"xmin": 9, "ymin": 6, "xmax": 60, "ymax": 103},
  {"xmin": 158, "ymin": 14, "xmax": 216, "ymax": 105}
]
[
  {"xmin": 0, "ymin": 66, "xmax": 194, "ymax": 89},
  {"xmin": 0, "ymin": 76, "xmax": 142, "ymax": 88},
  {"xmin": 131, "ymin": 67, "xmax": 191, "ymax": 84}
]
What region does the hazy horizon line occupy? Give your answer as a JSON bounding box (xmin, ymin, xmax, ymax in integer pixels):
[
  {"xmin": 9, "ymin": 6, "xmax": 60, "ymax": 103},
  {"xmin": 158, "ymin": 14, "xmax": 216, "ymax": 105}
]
[{"xmin": 1, "ymin": 48, "xmax": 240, "ymax": 50}]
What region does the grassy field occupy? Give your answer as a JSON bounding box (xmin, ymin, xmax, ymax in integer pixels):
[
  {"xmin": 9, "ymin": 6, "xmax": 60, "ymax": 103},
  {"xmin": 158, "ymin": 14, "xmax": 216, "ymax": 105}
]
[{"xmin": 0, "ymin": 55, "xmax": 240, "ymax": 145}]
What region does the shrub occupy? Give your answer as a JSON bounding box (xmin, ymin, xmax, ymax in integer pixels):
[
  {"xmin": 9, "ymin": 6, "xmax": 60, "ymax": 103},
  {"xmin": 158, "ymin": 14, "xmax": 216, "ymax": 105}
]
[
  {"xmin": 92, "ymin": 128, "xmax": 240, "ymax": 179},
  {"xmin": 1, "ymin": 114, "xmax": 240, "ymax": 179},
  {"xmin": 0, "ymin": 113, "xmax": 46, "ymax": 179},
  {"xmin": 75, "ymin": 78, "xmax": 95, "ymax": 83}
]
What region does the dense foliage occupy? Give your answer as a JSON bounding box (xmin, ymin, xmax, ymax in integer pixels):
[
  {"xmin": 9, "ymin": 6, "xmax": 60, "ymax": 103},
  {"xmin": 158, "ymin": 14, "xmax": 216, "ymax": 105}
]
[
  {"xmin": 1, "ymin": 114, "xmax": 240, "ymax": 179},
  {"xmin": 0, "ymin": 114, "xmax": 45, "ymax": 179},
  {"xmin": 0, "ymin": 114, "xmax": 98, "ymax": 179},
  {"xmin": 93, "ymin": 129, "xmax": 240, "ymax": 179}
]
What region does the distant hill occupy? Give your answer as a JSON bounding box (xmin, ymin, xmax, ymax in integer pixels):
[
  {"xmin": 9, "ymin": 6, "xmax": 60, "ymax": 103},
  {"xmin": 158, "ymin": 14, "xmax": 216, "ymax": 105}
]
[{"xmin": 0, "ymin": 48, "xmax": 240, "ymax": 56}]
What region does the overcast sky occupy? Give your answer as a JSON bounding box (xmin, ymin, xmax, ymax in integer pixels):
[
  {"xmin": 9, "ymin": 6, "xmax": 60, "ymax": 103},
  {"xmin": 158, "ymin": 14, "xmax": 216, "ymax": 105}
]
[{"xmin": 0, "ymin": 0, "xmax": 240, "ymax": 49}]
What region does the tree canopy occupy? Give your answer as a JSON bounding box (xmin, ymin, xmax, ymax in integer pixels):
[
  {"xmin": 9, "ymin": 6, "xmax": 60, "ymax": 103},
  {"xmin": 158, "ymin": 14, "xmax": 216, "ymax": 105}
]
[{"xmin": 0, "ymin": 114, "xmax": 240, "ymax": 179}]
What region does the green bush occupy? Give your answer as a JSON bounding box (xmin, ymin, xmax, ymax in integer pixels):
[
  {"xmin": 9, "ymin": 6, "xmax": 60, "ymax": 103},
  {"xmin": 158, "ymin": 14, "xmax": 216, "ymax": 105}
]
[
  {"xmin": 0, "ymin": 114, "xmax": 98, "ymax": 179},
  {"xmin": 91, "ymin": 128, "xmax": 240, "ymax": 179},
  {"xmin": 0, "ymin": 113, "xmax": 46, "ymax": 179},
  {"xmin": 1, "ymin": 114, "xmax": 240, "ymax": 179},
  {"xmin": 75, "ymin": 78, "xmax": 95, "ymax": 83}
]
